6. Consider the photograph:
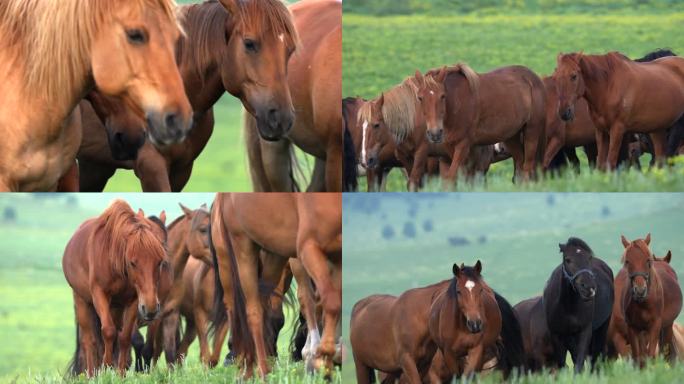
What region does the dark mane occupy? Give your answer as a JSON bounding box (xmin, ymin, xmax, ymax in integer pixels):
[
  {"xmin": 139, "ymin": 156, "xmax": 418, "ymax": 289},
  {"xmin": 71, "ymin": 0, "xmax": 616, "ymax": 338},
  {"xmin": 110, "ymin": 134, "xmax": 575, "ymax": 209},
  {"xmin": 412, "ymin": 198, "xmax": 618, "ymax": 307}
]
[
  {"xmin": 447, "ymin": 266, "xmax": 481, "ymax": 298},
  {"xmin": 166, "ymin": 214, "xmax": 186, "ymax": 231},
  {"xmin": 635, "ymin": 48, "xmax": 677, "ymax": 62},
  {"xmin": 566, "ymin": 237, "xmax": 594, "ymax": 255}
]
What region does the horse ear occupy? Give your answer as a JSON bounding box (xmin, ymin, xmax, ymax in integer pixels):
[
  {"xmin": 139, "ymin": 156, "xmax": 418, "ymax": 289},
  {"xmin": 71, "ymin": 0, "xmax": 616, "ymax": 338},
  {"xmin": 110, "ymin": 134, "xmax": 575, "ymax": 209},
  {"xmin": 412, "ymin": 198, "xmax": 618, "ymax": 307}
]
[
  {"xmin": 217, "ymin": 0, "xmax": 239, "ymax": 15},
  {"xmin": 377, "ymin": 93, "xmax": 385, "ymax": 108},
  {"xmin": 137, "ymin": 208, "xmax": 145, "ymax": 218},
  {"xmin": 558, "ymin": 243, "xmax": 565, "ymax": 253},
  {"xmin": 179, "ymin": 203, "xmax": 193, "ymax": 219},
  {"xmin": 474, "ymin": 260, "xmax": 482, "ymax": 274},
  {"xmin": 415, "ymin": 69, "xmax": 424, "ymax": 83},
  {"xmin": 436, "ymin": 66, "xmax": 447, "ymax": 83},
  {"xmin": 159, "ymin": 211, "xmax": 167, "ymax": 225},
  {"xmin": 665, "ymin": 250, "xmax": 672, "ymax": 264},
  {"xmin": 452, "ymin": 263, "xmax": 460, "ymax": 276},
  {"xmin": 644, "ymin": 233, "xmax": 651, "ymax": 246},
  {"xmin": 621, "ymin": 235, "xmax": 630, "ymax": 248},
  {"xmin": 200, "ymin": 203, "xmax": 208, "ymax": 211}
]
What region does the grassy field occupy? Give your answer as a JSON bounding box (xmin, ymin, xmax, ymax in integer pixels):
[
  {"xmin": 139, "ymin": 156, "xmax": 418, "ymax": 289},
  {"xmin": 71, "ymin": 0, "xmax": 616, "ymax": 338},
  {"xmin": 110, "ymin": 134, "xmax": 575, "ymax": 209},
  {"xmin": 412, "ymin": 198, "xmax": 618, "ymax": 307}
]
[
  {"xmin": 342, "ymin": 193, "xmax": 684, "ymax": 382},
  {"xmin": 0, "ymin": 194, "xmax": 336, "ymax": 383},
  {"xmin": 343, "ymin": 9, "xmax": 684, "ymax": 191},
  {"xmin": 103, "ymin": 0, "xmax": 313, "ymax": 192}
]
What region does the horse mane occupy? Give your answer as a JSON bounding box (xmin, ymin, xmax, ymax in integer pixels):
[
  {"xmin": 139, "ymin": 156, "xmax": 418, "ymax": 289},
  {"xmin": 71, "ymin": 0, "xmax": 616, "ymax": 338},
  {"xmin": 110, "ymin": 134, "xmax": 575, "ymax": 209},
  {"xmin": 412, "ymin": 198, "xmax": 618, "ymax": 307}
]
[
  {"xmin": 566, "ymin": 237, "xmax": 594, "ymax": 256},
  {"xmin": 575, "ymin": 51, "xmax": 628, "ymax": 83},
  {"xmin": 621, "ymin": 238, "xmax": 654, "ymax": 263},
  {"xmin": 381, "ymin": 78, "xmax": 419, "ymax": 142},
  {"xmin": 635, "ymin": 48, "xmax": 676, "ymax": 62},
  {"xmin": 0, "ymin": 0, "xmax": 180, "ymax": 100},
  {"xmin": 92, "ymin": 200, "xmax": 165, "ymax": 277},
  {"xmin": 445, "ymin": 63, "xmax": 480, "ymax": 97},
  {"xmin": 177, "ymin": 0, "xmax": 298, "ymax": 83},
  {"xmin": 167, "ymin": 214, "xmax": 186, "ymax": 231}
]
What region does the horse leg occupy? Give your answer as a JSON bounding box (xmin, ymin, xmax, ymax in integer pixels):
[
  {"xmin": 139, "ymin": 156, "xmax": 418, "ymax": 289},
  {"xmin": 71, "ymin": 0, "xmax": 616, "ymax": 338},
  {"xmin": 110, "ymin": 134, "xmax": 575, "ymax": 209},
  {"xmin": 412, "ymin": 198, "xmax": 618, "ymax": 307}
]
[
  {"xmin": 543, "ymin": 135, "xmax": 564, "ymax": 169},
  {"xmin": 134, "ymin": 144, "xmax": 172, "ymax": 192},
  {"xmin": 463, "ymin": 344, "xmax": 485, "ymax": 377},
  {"xmin": 571, "ymin": 326, "xmax": 593, "ymax": 373},
  {"xmin": 504, "ymin": 137, "xmax": 524, "ymax": 182},
  {"xmin": 260, "ymin": 138, "xmax": 296, "ymax": 191},
  {"xmin": 162, "ymin": 311, "xmax": 181, "ymax": 365},
  {"xmin": 398, "ymin": 352, "xmax": 422, "ymax": 384},
  {"xmin": 647, "ymin": 320, "xmax": 662, "ymax": 359},
  {"xmin": 627, "ymin": 327, "xmax": 643, "ymax": 366},
  {"xmin": 549, "ymin": 334, "xmax": 567, "ymax": 369},
  {"xmin": 77, "ymin": 160, "xmax": 116, "ymax": 192},
  {"xmin": 91, "ymin": 287, "xmax": 117, "ymax": 368},
  {"xmin": 211, "ymin": 320, "xmax": 230, "ymax": 367},
  {"xmin": 407, "ymin": 144, "xmax": 429, "ymax": 192},
  {"xmin": 57, "ymin": 160, "xmax": 80, "ymax": 191},
  {"xmin": 366, "ymin": 168, "xmax": 379, "ymax": 192},
  {"xmin": 74, "ymin": 294, "xmax": 97, "ymax": 376},
  {"xmin": 584, "ymin": 143, "xmax": 598, "ymax": 168},
  {"xmin": 308, "ymin": 158, "xmax": 327, "ymax": 192},
  {"xmin": 117, "ymin": 301, "xmax": 139, "ymax": 374},
  {"xmin": 325, "ymin": 136, "xmax": 343, "ymax": 192},
  {"xmin": 298, "ymin": 240, "xmax": 341, "ymax": 374},
  {"xmin": 444, "ymin": 142, "xmax": 471, "ymax": 189},
  {"xmin": 169, "ymin": 163, "xmax": 194, "ymax": 192},
  {"xmin": 564, "ymin": 148, "xmax": 581, "ymax": 173},
  {"xmin": 176, "ymin": 316, "xmax": 196, "ymax": 363},
  {"xmin": 379, "ymin": 169, "xmax": 390, "ymax": 192},
  {"xmin": 606, "ymin": 122, "xmax": 626, "ymax": 170},
  {"xmin": 595, "ymin": 129, "xmax": 609, "ymax": 171},
  {"xmin": 193, "ymin": 298, "xmax": 213, "ymax": 366},
  {"xmin": 353, "ymin": 352, "xmax": 374, "ymax": 384},
  {"xmin": 649, "ymin": 130, "xmax": 668, "ymax": 168},
  {"xmin": 290, "ymin": 258, "xmax": 320, "ymax": 370}
]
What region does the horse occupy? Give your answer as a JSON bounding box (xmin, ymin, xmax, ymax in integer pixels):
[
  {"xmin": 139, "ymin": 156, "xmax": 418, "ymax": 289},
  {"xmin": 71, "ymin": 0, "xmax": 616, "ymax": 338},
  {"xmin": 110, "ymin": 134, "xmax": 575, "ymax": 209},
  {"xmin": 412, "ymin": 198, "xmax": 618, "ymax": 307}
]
[
  {"xmin": 413, "ymin": 63, "xmax": 546, "ymax": 186},
  {"xmin": 350, "ymin": 262, "xmax": 523, "ymax": 383},
  {"xmin": 77, "ymin": 0, "xmax": 299, "ymax": 192},
  {"xmin": 514, "ymin": 296, "xmax": 554, "ymax": 372},
  {"xmin": 543, "ymin": 237, "xmax": 614, "ymax": 372},
  {"xmin": 552, "ymin": 51, "xmax": 684, "ymax": 170},
  {"xmin": 608, "ymin": 235, "xmax": 682, "ymax": 366},
  {"xmin": 343, "ymin": 97, "xmax": 365, "ymax": 191},
  {"xmin": 141, "ymin": 204, "xmax": 211, "ymax": 367},
  {"xmin": 245, "ymin": 0, "xmax": 342, "ymax": 192},
  {"xmin": 63, "ymin": 200, "xmax": 168, "ymax": 376},
  {"xmin": 210, "ymin": 193, "xmax": 341, "ymax": 378},
  {"xmin": 0, "ymin": 0, "xmax": 191, "ymax": 191}
]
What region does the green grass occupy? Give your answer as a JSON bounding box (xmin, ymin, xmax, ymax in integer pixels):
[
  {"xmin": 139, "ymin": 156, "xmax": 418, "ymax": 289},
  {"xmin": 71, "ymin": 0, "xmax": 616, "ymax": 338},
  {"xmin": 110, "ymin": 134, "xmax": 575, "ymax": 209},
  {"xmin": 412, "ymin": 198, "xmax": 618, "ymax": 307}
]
[
  {"xmin": 0, "ymin": 195, "xmax": 333, "ymax": 383},
  {"xmin": 342, "ymin": 193, "xmax": 684, "ymax": 382},
  {"xmin": 343, "ymin": 11, "xmax": 684, "ymax": 191}
]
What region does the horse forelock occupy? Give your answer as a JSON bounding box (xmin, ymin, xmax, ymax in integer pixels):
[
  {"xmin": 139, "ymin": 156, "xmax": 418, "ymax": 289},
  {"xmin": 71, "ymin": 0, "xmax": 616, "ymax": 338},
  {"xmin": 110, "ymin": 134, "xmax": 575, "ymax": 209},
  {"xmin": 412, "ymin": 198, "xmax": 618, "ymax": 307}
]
[
  {"xmin": 382, "ymin": 79, "xmax": 418, "ymax": 142},
  {"xmin": 0, "ymin": 0, "xmax": 181, "ymax": 100},
  {"xmin": 622, "ymin": 239, "xmax": 653, "ymax": 264},
  {"xmin": 566, "ymin": 237, "xmax": 594, "ymax": 256},
  {"xmin": 178, "ymin": 1, "xmax": 228, "ymax": 82},
  {"xmin": 234, "ymin": 0, "xmax": 299, "ymax": 50}
]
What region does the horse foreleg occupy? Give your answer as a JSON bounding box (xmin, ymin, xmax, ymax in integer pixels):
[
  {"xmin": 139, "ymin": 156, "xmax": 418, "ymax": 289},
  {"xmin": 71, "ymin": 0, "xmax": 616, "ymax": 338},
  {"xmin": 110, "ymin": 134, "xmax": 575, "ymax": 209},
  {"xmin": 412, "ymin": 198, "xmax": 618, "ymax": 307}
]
[
  {"xmin": 308, "ymin": 158, "xmax": 327, "ymax": 192},
  {"xmin": 504, "ymin": 137, "xmax": 524, "ymax": 183},
  {"xmin": 77, "ymin": 160, "xmax": 116, "ymax": 192},
  {"xmin": 261, "ymin": 138, "xmax": 296, "ymax": 192},
  {"xmin": 91, "ymin": 287, "xmax": 117, "ymax": 369},
  {"xmin": 176, "ymin": 316, "xmax": 196, "ymax": 363},
  {"xmin": 57, "ymin": 160, "xmax": 80, "ymax": 192},
  {"xmin": 134, "ymin": 144, "xmax": 171, "ymax": 192},
  {"xmin": 463, "ymin": 344, "xmax": 485, "ymax": 377},
  {"xmin": 572, "ymin": 326, "xmax": 593, "ymax": 373},
  {"xmin": 117, "ymin": 301, "xmax": 139, "ymax": 375},
  {"xmin": 407, "ymin": 144, "xmax": 429, "ymax": 192},
  {"xmin": 74, "ymin": 294, "xmax": 97, "ymax": 376},
  {"xmin": 298, "ymin": 240, "xmax": 341, "ymax": 375},
  {"xmin": 210, "ymin": 318, "xmax": 229, "ymax": 368},
  {"xmin": 649, "ymin": 130, "xmax": 668, "ymax": 168},
  {"xmin": 647, "ymin": 320, "xmax": 662, "ymax": 360},
  {"xmin": 661, "ymin": 322, "xmax": 676, "ymax": 363},
  {"xmin": 325, "ymin": 138, "xmax": 342, "ymax": 192},
  {"xmin": 542, "ymin": 135, "xmax": 564, "ymax": 169},
  {"xmin": 627, "ymin": 327, "xmax": 643, "ymax": 366},
  {"xmin": 162, "ymin": 311, "xmax": 180, "ymax": 366},
  {"xmin": 595, "ymin": 129, "xmax": 610, "ymax": 171},
  {"xmin": 444, "ymin": 142, "xmax": 471, "ymax": 190},
  {"xmin": 606, "ymin": 122, "xmax": 626, "ymax": 171},
  {"xmin": 398, "ymin": 352, "xmax": 422, "ymax": 384},
  {"xmin": 290, "ymin": 258, "xmax": 320, "ymax": 370},
  {"xmin": 194, "ymin": 300, "xmax": 212, "ymax": 367}
]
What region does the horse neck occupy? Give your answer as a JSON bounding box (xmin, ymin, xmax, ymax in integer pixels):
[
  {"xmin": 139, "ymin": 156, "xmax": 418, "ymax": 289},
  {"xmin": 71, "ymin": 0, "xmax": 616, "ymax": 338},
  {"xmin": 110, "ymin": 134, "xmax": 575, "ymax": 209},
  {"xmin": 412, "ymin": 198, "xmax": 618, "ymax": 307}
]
[
  {"xmin": 579, "ymin": 55, "xmax": 622, "ymax": 107},
  {"xmin": 167, "ymin": 219, "xmax": 191, "ymax": 281}
]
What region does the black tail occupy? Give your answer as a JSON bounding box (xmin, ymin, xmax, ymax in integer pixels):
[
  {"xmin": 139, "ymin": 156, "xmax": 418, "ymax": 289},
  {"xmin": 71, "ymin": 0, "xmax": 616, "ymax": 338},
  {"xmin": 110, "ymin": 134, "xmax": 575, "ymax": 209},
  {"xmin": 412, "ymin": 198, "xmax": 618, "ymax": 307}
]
[
  {"xmin": 343, "ymin": 100, "xmax": 358, "ymax": 192},
  {"xmin": 494, "ymin": 291, "xmax": 525, "ymax": 378},
  {"xmin": 67, "ymin": 314, "xmax": 82, "ymax": 376},
  {"xmin": 290, "ymin": 312, "xmax": 308, "ymax": 361}
]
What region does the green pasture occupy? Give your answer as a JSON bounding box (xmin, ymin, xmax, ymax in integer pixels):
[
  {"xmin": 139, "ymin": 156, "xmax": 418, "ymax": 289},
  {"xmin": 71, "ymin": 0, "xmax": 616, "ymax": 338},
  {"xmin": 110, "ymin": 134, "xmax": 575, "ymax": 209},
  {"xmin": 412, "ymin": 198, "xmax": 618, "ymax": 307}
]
[
  {"xmin": 342, "ymin": 193, "xmax": 684, "ymax": 382},
  {"xmin": 343, "ymin": 8, "xmax": 684, "ymax": 191},
  {"xmin": 0, "ymin": 194, "xmax": 336, "ymax": 383}
]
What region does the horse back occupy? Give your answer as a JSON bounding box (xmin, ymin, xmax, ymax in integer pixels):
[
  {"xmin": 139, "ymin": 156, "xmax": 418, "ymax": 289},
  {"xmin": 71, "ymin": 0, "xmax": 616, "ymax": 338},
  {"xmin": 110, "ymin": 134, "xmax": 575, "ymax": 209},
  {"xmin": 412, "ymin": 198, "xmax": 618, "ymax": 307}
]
[{"xmin": 62, "ymin": 218, "xmax": 98, "ymax": 301}]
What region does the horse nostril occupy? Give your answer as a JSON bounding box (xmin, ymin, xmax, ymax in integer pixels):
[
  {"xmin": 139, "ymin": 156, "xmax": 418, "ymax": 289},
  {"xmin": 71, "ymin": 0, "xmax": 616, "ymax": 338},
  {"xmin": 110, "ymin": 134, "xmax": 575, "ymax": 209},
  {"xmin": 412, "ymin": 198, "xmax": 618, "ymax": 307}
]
[
  {"xmin": 140, "ymin": 304, "xmax": 146, "ymax": 314},
  {"xmin": 164, "ymin": 112, "xmax": 178, "ymax": 129}
]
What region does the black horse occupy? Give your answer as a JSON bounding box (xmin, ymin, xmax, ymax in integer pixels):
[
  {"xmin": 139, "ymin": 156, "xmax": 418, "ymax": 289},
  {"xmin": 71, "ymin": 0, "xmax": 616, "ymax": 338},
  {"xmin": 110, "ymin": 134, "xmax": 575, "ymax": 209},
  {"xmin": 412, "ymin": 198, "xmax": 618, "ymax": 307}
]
[{"xmin": 543, "ymin": 237, "xmax": 614, "ymax": 372}]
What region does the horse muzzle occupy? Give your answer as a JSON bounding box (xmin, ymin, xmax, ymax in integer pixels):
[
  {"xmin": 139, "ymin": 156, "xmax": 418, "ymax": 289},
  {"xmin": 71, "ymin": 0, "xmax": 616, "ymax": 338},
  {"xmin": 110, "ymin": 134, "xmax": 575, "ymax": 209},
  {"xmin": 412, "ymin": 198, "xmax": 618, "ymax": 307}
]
[
  {"xmin": 256, "ymin": 107, "xmax": 295, "ymax": 142},
  {"xmin": 106, "ymin": 128, "xmax": 146, "ymax": 161},
  {"xmin": 559, "ymin": 106, "xmax": 575, "ymax": 122},
  {"xmin": 632, "ymin": 286, "xmax": 648, "ymax": 302},
  {"xmin": 426, "ymin": 128, "xmax": 444, "ymax": 144},
  {"xmin": 466, "ymin": 318, "xmax": 483, "ymax": 334},
  {"xmin": 146, "ymin": 109, "xmax": 192, "ymax": 147},
  {"xmin": 138, "ymin": 302, "xmax": 161, "ymax": 322}
]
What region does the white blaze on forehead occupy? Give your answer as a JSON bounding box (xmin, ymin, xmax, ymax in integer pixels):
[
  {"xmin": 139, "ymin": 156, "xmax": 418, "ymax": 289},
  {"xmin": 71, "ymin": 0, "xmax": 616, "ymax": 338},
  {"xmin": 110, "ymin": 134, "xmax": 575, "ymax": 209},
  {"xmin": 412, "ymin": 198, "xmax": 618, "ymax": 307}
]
[
  {"xmin": 278, "ymin": 33, "xmax": 284, "ymax": 42},
  {"xmin": 361, "ymin": 120, "xmax": 369, "ymax": 163},
  {"xmin": 430, "ymin": 90, "xmax": 434, "ymax": 95},
  {"xmin": 465, "ymin": 280, "xmax": 475, "ymax": 291}
]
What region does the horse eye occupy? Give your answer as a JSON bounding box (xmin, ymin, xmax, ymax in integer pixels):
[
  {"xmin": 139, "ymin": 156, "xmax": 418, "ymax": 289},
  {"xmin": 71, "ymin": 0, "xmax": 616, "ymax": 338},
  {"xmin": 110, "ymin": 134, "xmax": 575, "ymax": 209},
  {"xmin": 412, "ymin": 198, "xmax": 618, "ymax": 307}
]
[
  {"xmin": 418, "ymin": 96, "xmax": 423, "ymax": 102},
  {"xmin": 126, "ymin": 29, "xmax": 147, "ymax": 45},
  {"xmin": 564, "ymin": 258, "xmax": 571, "ymax": 263},
  {"xmin": 130, "ymin": 261, "xmax": 137, "ymax": 268},
  {"xmin": 440, "ymin": 94, "xmax": 446, "ymax": 100},
  {"xmin": 373, "ymin": 123, "xmax": 380, "ymax": 129},
  {"xmin": 571, "ymin": 74, "xmax": 577, "ymax": 81},
  {"xmin": 244, "ymin": 38, "xmax": 259, "ymax": 53}
]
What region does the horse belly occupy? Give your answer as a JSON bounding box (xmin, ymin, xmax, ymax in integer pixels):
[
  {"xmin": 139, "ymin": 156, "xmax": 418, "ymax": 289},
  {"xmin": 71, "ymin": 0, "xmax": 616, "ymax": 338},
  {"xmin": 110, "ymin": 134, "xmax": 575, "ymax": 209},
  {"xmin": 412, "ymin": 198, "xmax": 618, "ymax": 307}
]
[
  {"xmin": 625, "ymin": 79, "xmax": 684, "ymax": 132},
  {"xmin": 350, "ymin": 296, "xmax": 400, "ymax": 371}
]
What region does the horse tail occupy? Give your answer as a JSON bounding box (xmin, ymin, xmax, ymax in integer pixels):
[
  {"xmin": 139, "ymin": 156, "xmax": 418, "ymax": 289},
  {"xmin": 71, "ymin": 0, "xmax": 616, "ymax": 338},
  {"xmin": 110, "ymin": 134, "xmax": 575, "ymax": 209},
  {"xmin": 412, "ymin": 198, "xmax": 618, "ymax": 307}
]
[
  {"xmin": 289, "ymin": 312, "xmax": 308, "ymax": 361},
  {"xmin": 209, "ymin": 219, "xmax": 227, "ymax": 337},
  {"xmin": 343, "ymin": 123, "xmax": 358, "ymax": 191},
  {"xmin": 494, "ymin": 291, "xmax": 525, "ymax": 378},
  {"xmin": 67, "ymin": 311, "xmax": 81, "ymax": 377}
]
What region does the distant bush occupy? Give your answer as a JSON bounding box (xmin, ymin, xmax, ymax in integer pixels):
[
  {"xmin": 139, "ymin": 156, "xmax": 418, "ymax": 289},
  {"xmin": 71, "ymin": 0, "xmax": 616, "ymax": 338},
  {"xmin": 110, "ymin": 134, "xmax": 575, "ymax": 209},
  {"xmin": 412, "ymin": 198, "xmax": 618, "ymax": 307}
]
[
  {"xmin": 403, "ymin": 222, "xmax": 417, "ymax": 238},
  {"xmin": 448, "ymin": 236, "xmax": 470, "ymax": 247},
  {"xmin": 382, "ymin": 225, "xmax": 395, "ymax": 239},
  {"xmin": 478, "ymin": 235, "xmax": 487, "ymax": 244},
  {"xmin": 3, "ymin": 207, "xmax": 16, "ymax": 222},
  {"xmin": 602, "ymin": 206, "xmax": 611, "ymax": 217},
  {"xmin": 423, "ymin": 219, "xmax": 434, "ymax": 232},
  {"xmin": 547, "ymin": 194, "xmax": 556, "ymax": 206}
]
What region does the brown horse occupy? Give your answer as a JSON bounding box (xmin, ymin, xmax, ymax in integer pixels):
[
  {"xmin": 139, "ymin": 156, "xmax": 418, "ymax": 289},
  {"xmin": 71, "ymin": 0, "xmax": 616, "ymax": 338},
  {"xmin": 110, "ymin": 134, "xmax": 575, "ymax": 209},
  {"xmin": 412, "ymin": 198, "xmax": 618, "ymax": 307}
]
[
  {"xmin": 351, "ymin": 262, "xmax": 523, "ymax": 383},
  {"xmin": 0, "ymin": 0, "xmax": 191, "ymax": 191},
  {"xmin": 245, "ymin": 0, "xmax": 342, "ymax": 192},
  {"xmin": 414, "ymin": 64, "xmax": 546, "ymax": 185},
  {"xmin": 553, "ymin": 52, "xmax": 684, "ymax": 170},
  {"xmin": 142, "ymin": 204, "xmax": 211, "ymax": 367},
  {"xmin": 63, "ymin": 200, "xmax": 168, "ymax": 376},
  {"xmin": 514, "ymin": 296, "xmax": 554, "ymax": 372},
  {"xmin": 77, "ymin": 0, "xmax": 298, "ymax": 192},
  {"xmin": 211, "ymin": 193, "xmax": 342, "ymax": 377},
  {"xmin": 608, "ymin": 235, "xmax": 682, "ymax": 366}
]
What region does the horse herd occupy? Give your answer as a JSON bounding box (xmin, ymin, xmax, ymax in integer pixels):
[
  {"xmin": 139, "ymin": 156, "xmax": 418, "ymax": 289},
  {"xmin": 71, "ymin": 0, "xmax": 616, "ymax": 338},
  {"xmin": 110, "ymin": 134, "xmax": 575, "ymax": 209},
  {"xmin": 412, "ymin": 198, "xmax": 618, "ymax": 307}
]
[
  {"xmin": 342, "ymin": 49, "xmax": 684, "ymax": 191},
  {"xmin": 0, "ymin": 0, "xmax": 342, "ymax": 192},
  {"xmin": 61, "ymin": 193, "xmax": 342, "ymax": 379},
  {"xmin": 350, "ymin": 235, "xmax": 684, "ymax": 382}
]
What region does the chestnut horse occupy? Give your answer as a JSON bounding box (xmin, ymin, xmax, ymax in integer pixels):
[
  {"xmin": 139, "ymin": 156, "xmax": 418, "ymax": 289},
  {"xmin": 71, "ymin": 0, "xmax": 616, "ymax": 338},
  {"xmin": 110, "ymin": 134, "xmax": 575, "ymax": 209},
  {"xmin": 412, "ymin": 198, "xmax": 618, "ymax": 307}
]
[
  {"xmin": 0, "ymin": 0, "xmax": 191, "ymax": 191},
  {"xmin": 350, "ymin": 262, "xmax": 523, "ymax": 383},
  {"xmin": 414, "ymin": 64, "xmax": 546, "ymax": 185},
  {"xmin": 63, "ymin": 200, "xmax": 168, "ymax": 376},
  {"xmin": 608, "ymin": 235, "xmax": 682, "ymax": 366},
  {"xmin": 245, "ymin": 0, "xmax": 342, "ymax": 192},
  {"xmin": 77, "ymin": 0, "xmax": 298, "ymax": 192},
  {"xmin": 553, "ymin": 51, "xmax": 684, "ymax": 170},
  {"xmin": 142, "ymin": 204, "xmax": 211, "ymax": 367},
  {"xmin": 210, "ymin": 193, "xmax": 341, "ymax": 378}
]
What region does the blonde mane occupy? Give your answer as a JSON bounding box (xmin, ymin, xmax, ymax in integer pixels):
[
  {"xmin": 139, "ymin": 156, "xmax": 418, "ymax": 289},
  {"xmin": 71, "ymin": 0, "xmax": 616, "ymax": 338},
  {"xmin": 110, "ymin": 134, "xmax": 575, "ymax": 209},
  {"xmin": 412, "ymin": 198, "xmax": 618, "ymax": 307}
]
[
  {"xmin": 381, "ymin": 78, "xmax": 419, "ymax": 143},
  {"xmin": 0, "ymin": 0, "xmax": 180, "ymax": 100}
]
